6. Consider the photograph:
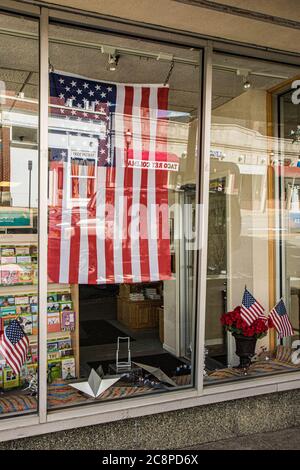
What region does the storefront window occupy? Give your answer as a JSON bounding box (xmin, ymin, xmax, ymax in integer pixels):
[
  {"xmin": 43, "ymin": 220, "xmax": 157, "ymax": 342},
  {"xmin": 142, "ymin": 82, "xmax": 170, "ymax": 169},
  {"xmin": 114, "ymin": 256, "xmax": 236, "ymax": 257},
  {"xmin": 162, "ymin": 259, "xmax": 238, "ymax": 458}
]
[
  {"xmin": 204, "ymin": 54, "xmax": 300, "ymax": 384},
  {"xmin": 46, "ymin": 23, "xmax": 200, "ymax": 409},
  {"xmin": 0, "ymin": 13, "xmax": 39, "ymax": 415}
]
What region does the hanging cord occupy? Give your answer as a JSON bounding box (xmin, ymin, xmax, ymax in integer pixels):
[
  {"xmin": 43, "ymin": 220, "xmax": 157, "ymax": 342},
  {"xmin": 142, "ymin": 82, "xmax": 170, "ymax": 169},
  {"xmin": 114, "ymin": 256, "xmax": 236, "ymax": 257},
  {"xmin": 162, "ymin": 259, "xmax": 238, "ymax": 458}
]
[
  {"xmin": 164, "ymin": 60, "xmax": 175, "ymax": 86},
  {"xmin": 49, "ymin": 59, "xmax": 54, "ymax": 73}
]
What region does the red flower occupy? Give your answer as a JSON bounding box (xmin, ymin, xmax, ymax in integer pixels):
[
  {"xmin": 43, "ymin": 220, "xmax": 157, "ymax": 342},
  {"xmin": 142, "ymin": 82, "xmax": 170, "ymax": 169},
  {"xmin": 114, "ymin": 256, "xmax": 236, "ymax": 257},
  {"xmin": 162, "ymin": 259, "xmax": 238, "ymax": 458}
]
[{"xmin": 220, "ymin": 306, "xmax": 269, "ymax": 338}]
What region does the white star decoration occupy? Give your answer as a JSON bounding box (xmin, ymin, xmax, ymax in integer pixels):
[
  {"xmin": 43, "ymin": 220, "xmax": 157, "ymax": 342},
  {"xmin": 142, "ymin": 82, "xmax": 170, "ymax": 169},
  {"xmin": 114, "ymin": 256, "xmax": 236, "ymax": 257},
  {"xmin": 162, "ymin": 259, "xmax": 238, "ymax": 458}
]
[{"xmin": 70, "ymin": 368, "xmax": 120, "ymax": 398}]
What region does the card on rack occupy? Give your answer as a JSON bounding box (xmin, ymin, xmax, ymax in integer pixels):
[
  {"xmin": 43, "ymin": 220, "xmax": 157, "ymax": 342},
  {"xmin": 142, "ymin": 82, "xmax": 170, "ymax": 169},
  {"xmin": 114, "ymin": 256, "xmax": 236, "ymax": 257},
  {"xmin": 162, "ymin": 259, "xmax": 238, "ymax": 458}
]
[
  {"xmin": 15, "ymin": 246, "xmax": 30, "ymax": 256},
  {"xmin": 32, "ymin": 265, "xmax": 38, "ymax": 285},
  {"xmin": 47, "ymin": 293, "xmax": 58, "ymax": 302},
  {"xmin": 31, "ymin": 313, "xmax": 38, "ymax": 335},
  {"xmin": 47, "ymin": 302, "xmax": 60, "ymax": 312},
  {"xmin": 61, "ymin": 357, "xmax": 76, "ymax": 380},
  {"xmin": 0, "ymin": 266, "xmax": 19, "ymax": 286},
  {"xmin": 15, "ymin": 295, "xmax": 29, "ymax": 305},
  {"xmin": 3, "ymin": 368, "xmax": 19, "ymax": 389},
  {"xmin": 29, "ymin": 295, "xmax": 38, "ymax": 304},
  {"xmin": 30, "ymin": 245, "xmax": 37, "ymax": 256},
  {"xmin": 47, "ymin": 311, "xmax": 61, "ymax": 333},
  {"xmin": 48, "ymin": 351, "xmax": 61, "ymax": 360},
  {"xmin": 0, "ymin": 305, "xmax": 17, "ymax": 316},
  {"xmin": 0, "ymin": 296, "xmax": 15, "ymax": 306},
  {"xmin": 1, "ymin": 256, "xmax": 16, "ymax": 264},
  {"xmin": 60, "ymin": 301, "xmax": 73, "ymax": 311},
  {"xmin": 47, "ymin": 341, "xmax": 59, "ymax": 353},
  {"xmin": 18, "ymin": 264, "xmax": 33, "ymax": 284},
  {"xmin": 28, "ymin": 344, "xmax": 38, "ymax": 363},
  {"xmin": 30, "ymin": 303, "xmax": 38, "ymax": 313},
  {"xmin": 1, "ymin": 247, "xmax": 15, "ymax": 257},
  {"xmin": 16, "ymin": 304, "xmax": 30, "ymax": 314},
  {"xmin": 57, "ymin": 337, "xmax": 72, "ymax": 352},
  {"xmin": 61, "ymin": 310, "xmax": 75, "ymax": 331},
  {"xmin": 60, "ymin": 292, "xmax": 72, "ymax": 302},
  {"xmin": 47, "ymin": 359, "xmax": 62, "ymax": 379},
  {"xmin": 16, "ymin": 255, "xmax": 32, "ymax": 264},
  {"xmin": 17, "ymin": 314, "xmax": 33, "ymax": 335}
]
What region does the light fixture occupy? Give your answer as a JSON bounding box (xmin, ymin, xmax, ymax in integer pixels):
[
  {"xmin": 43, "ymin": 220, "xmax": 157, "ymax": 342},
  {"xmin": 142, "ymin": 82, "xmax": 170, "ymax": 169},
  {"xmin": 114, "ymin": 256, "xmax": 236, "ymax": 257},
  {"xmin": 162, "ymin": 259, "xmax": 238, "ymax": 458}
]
[
  {"xmin": 108, "ymin": 53, "xmax": 119, "ymax": 71},
  {"xmin": 101, "ymin": 45, "xmax": 119, "ymax": 71},
  {"xmin": 243, "ymin": 78, "xmax": 251, "ymax": 89},
  {"xmin": 237, "ymin": 68, "xmax": 252, "ymax": 90},
  {"xmin": 48, "ymin": 59, "xmax": 54, "ymax": 73}
]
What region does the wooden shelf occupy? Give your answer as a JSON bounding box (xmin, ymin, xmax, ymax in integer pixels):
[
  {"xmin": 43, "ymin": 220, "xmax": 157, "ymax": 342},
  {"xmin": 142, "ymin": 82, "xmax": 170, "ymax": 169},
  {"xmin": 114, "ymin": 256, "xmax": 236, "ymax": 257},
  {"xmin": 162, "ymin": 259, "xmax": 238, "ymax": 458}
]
[
  {"xmin": 0, "ymin": 234, "xmax": 38, "ymax": 244},
  {"xmin": 0, "ymin": 283, "xmax": 70, "ymax": 295},
  {"xmin": 29, "ymin": 330, "xmax": 71, "ymax": 345}
]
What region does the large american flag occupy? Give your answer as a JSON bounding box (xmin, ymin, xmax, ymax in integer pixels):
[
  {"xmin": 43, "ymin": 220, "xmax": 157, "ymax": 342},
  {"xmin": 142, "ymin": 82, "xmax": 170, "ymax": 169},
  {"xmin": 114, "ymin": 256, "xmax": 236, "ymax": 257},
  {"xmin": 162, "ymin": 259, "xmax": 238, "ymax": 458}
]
[
  {"xmin": 0, "ymin": 320, "xmax": 29, "ymax": 375},
  {"xmin": 48, "ymin": 71, "xmax": 172, "ymax": 284},
  {"xmin": 269, "ymin": 299, "xmax": 294, "ymax": 338},
  {"xmin": 241, "ymin": 288, "xmax": 266, "ymax": 326}
]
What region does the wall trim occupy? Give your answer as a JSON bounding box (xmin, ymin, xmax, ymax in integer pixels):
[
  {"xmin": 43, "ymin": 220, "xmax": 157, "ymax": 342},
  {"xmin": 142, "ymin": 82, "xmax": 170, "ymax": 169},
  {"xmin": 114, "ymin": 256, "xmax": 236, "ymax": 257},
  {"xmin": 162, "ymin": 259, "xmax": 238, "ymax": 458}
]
[
  {"xmin": 9, "ymin": 0, "xmax": 300, "ymax": 64},
  {"xmin": 174, "ymin": 0, "xmax": 300, "ymax": 31}
]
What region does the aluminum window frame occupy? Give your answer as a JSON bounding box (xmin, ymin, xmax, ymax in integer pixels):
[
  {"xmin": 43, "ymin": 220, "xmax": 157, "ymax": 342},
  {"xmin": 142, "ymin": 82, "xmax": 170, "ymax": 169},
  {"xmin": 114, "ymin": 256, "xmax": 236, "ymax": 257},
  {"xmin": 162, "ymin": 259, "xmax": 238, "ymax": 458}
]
[{"xmin": 0, "ymin": 0, "xmax": 298, "ymax": 442}]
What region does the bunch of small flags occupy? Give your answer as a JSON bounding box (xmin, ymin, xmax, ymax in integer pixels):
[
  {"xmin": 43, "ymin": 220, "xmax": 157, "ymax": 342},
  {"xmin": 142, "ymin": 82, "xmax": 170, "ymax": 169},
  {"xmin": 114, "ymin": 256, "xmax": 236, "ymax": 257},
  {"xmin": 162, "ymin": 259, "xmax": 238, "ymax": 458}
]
[{"xmin": 241, "ymin": 288, "xmax": 294, "ymax": 338}]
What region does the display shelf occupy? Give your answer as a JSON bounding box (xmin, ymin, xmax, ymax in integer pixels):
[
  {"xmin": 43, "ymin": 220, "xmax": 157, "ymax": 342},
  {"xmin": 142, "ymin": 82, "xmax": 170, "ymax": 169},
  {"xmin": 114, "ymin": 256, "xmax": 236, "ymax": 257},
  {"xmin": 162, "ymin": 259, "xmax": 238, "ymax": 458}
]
[
  {"xmin": 0, "ymin": 283, "xmax": 70, "ymax": 295},
  {"xmin": 29, "ymin": 330, "xmax": 71, "ymax": 345},
  {"xmin": 0, "ymin": 235, "xmax": 80, "ymax": 385},
  {"xmin": 117, "ymin": 282, "xmax": 162, "ymax": 329},
  {"xmin": 0, "ymin": 234, "xmax": 37, "ymax": 244}
]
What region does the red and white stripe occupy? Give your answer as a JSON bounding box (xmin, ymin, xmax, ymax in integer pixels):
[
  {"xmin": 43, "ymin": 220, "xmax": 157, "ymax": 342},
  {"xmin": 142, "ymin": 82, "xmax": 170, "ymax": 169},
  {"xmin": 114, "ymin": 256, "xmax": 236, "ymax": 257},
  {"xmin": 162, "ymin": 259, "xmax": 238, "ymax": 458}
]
[
  {"xmin": 240, "ymin": 303, "xmax": 265, "ymax": 326},
  {"xmin": 269, "ymin": 308, "xmax": 294, "ymax": 338},
  {"xmin": 0, "ymin": 331, "xmax": 29, "ymax": 375},
  {"xmin": 48, "ymin": 84, "xmax": 172, "ymax": 284}
]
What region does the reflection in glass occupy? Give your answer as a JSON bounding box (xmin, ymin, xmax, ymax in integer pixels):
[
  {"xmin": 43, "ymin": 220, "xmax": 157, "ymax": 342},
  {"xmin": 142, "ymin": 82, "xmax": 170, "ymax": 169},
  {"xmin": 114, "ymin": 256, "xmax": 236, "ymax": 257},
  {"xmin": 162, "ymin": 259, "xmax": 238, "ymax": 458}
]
[
  {"xmin": 205, "ymin": 54, "xmax": 300, "ymax": 384},
  {"xmin": 0, "ymin": 13, "xmax": 39, "ymax": 416},
  {"xmin": 46, "ymin": 25, "xmax": 200, "ymax": 410}
]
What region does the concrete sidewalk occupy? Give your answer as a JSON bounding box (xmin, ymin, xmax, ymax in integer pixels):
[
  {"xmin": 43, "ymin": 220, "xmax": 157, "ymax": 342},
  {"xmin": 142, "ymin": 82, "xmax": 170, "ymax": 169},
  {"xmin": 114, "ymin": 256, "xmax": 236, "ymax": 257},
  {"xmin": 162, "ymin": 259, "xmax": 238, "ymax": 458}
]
[{"xmin": 184, "ymin": 427, "xmax": 300, "ymax": 450}]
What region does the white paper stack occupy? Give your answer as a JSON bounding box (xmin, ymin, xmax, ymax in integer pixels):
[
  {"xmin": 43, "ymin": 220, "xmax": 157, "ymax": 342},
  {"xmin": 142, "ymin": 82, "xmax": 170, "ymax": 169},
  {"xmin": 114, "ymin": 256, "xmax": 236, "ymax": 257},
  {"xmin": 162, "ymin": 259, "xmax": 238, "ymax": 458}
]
[
  {"xmin": 129, "ymin": 293, "xmax": 145, "ymax": 301},
  {"xmin": 144, "ymin": 288, "xmax": 161, "ymax": 300}
]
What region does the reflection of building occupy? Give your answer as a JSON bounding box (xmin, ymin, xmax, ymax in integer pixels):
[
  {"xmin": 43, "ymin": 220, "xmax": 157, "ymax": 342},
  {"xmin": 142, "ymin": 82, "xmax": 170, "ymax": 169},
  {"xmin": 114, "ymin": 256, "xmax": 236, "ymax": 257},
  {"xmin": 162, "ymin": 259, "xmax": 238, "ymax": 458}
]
[{"xmin": 0, "ymin": 98, "xmax": 196, "ymax": 208}]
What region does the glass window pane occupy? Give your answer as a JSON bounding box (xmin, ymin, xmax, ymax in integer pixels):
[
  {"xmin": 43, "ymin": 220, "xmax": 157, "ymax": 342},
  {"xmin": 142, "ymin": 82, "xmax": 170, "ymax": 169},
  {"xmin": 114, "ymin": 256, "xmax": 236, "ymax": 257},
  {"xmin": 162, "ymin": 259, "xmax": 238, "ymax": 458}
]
[
  {"xmin": 205, "ymin": 53, "xmax": 300, "ymax": 384},
  {"xmin": 0, "ymin": 13, "xmax": 39, "ymax": 415},
  {"xmin": 47, "ymin": 23, "xmax": 200, "ymax": 410}
]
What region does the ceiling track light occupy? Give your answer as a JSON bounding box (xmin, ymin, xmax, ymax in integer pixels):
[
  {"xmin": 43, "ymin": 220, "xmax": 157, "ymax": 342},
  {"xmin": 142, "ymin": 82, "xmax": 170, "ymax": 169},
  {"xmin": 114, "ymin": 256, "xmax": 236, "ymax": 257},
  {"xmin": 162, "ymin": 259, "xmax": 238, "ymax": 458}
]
[
  {"xmin": 243, "ymin": 77, "xmax": 251, "ymax": 89},
  {"xmin": 108, "ymin": 53, "xmax": 119, "ymax": 71},
  {"xmin": 101, "ymin": 45, "xmax": 119, "ymax": 72},
  {"xmin": 237, "ymin": 68, "xmax": 252, "ymax": 90}
]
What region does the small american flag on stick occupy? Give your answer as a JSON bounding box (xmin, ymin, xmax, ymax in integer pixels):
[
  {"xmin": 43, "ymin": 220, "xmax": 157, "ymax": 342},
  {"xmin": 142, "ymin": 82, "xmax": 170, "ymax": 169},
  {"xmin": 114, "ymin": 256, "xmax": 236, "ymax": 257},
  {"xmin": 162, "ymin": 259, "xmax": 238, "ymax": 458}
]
[
  {"xmin": 241, "ymin": 288, "xmax": 266, "ymax": 326},
  {"xmin": 269, "ymin": 299, "xmax": 294, "ymax": 338},
  {"xmin": 0, "ymin": 320, "xmax": 29, "ymax": 375}
]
